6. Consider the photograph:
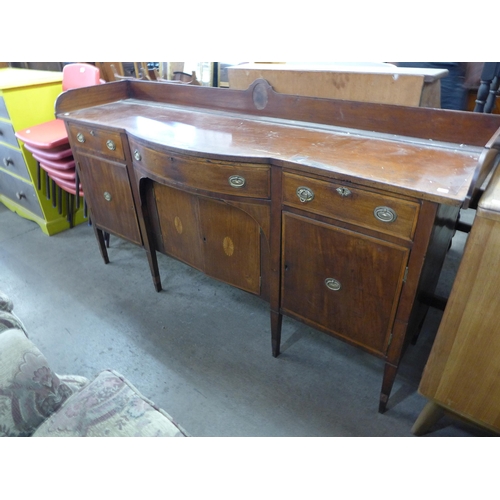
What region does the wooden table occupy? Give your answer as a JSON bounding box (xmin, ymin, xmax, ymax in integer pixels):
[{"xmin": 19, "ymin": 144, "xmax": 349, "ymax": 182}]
[
  {"xmin": 55, "ymin": 79, "xmax": 500, "ymax": 412},
  {"xmin": 227, "ymin": 63, "xmax": 448, "ymax": 107}
]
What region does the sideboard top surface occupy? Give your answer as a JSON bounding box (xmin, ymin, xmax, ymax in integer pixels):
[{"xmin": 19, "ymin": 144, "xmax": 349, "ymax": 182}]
[{"xmin": 56, "ymin": 79, "xmax": 500, "ymax": 206}]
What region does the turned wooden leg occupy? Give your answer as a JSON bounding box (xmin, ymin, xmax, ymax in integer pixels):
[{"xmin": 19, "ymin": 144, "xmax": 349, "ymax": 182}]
[
  {"xmin": 271, "ymin": 310, "xmax": 282, "ymax": 357},
  {"xmin": 412, "ymin": 401, "xmax": 445, "ymax": 436},
  {"xmin": 379, "ymin": 362, "xmax": 398, "ymax": 413}
]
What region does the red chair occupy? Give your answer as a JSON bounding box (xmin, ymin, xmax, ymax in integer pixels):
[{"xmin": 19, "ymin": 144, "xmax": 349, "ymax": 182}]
[{"xmin": 15, "ymin": 63, "xmax": 102, "ymax": 227}]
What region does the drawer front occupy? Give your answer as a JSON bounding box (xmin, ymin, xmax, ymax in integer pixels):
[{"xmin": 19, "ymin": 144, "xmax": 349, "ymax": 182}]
[
  {"xmin": 0, "ymin": 96, "xmax": 9, "ymax": 120},
  {"xmin": 0, "ymin": 119, "xmax": 19, "ymax": 148},
  {"xmin": 131, "ymin": 140, "xmax": 271, "ymax": 199},
  {"xmin": 283, "ymin": 172, "xmax": 419, "ymax": 240},
  {"xmin": 67, "ymin": 124, "xmax": 125, "ymax": 161},
  {"xmin": 0, "ymin": 143, "xmax": 30, "ymax": 180},
  {"xmin": 0, "ymin": 170, "xmax": 43, "ymax": 217}
]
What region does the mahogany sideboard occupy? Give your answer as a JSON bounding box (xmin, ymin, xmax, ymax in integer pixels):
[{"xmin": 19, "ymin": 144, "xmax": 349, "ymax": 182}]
[{"xmin": 55, "ymin": 79, "xmax": 500, "ymax": 413}]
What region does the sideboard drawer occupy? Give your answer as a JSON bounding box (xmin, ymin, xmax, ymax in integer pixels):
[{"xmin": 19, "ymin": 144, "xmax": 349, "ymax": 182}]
[
  {"xmin": 0, "ymin": 169, "xmax": 43, "ymax": 217},
  {"xmin": 67, "ymin": 123, "xmax": 125, "ymax": 161},
  {"xmin": 0, "ymin": 119, "xmax": 19, "ymax": 148},
  {"xmin": 283, "ymin": 172, "xmax": 420, "ymax": 240},
  {"xmin": 131, "ymin": 140, "xmax": 271, "ymax": 199},
  {"xmin": 0, "ymin": 143, "xmax": 30, "ymax": 180}
]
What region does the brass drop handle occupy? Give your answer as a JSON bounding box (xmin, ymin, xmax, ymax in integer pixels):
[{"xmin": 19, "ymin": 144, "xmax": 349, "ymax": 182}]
[
  {"xmin": 104, "ymin": 191, "xmax": 112, "ymax": 202},
  {"xmin": 374, "ymin": 206, "xmax": 397, "ymax": 223},
  {"xmin": 325, "ymin": 278, "xmax": 341, "ymax": 291},
  {"xmin": 16, "ymin": 191, "xmax": 26, "ymax": 200},
  {"xmin": 336, "ymin": 186, "xmax": 351, "ymax": 197},
  {"xmin": 106, "ymin": 140, "xmax": 116, "ymax": 151},
  {"xmin": 228, "ymin": 175, "xmax": 245, "ymax": 188},
  {"xmin": 134, "ymin": 150, "xmax": 142, "ymax": 161},
  {"xmin": 76, "ymin": 132, "xmax": 85, "ymax": 143},
  {"xmin": 3, "ymin": 157, "xmax": 13, "ymax": 167},
  {"xmin": 296, "ymin": 186, "xmax": 314, "ymax": 203}
]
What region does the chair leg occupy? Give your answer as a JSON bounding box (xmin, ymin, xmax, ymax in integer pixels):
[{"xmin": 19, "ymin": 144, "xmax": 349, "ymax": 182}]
[
  {"xmin": 37, "ymin": 162, "xmax": 41, "ymax": 190},
  {"xmin": 51, "ymin": 179, "xmax": 57, "ymax": 208},
  {"xmin": 45, "ymin": 171, "xmax": 51, "ymax": 200},
  {"xmin": 58, "ymin": 187, "xmax": 63, "ymax": 214}
]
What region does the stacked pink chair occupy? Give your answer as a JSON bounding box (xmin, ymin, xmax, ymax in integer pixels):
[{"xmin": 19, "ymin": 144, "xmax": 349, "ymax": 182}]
[{"xmin": 15, "ymin": 63, "xmax": 102, "ymax": 227}]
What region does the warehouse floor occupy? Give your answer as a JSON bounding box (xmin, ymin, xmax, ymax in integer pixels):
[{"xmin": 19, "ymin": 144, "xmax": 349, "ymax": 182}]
[{"xmin": 0, "ymin": 203, "xmax": 489, "ymax": 437}]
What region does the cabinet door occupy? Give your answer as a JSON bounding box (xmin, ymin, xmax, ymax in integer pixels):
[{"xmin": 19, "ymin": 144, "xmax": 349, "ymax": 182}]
[
  {"xmin": 199, "ymin": 197, "xmax": 261, "ymax": 295},
  {"xmin": 77, "ymin": 153, "xmax": 142, "ymax": 245},
  {"xmin": 154, "ymin": 183, "xmax": 261, "ymax": 295},
  {"xmin": 154, "ymin": 183, "xmax": 204, "ymax": 271},
  {"xmin": 281, "ymin": 213, "xmax": 409, "ymax": 356}
]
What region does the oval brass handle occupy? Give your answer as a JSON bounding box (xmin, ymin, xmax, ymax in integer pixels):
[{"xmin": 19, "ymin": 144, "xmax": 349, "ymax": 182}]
[
  {"xmin": 103, "ymin": 191, "xmax": 112, "ymax": 202},
  {"xmin": 76, "ymin": 132, "xmax": 85, "ymax": 143},
  {"xmin": 16, "ymin": 191, "xmax": 26, "ymax": 200},
  {"xmin": 134, "ymin": 149, "xmax": 142, "ymax": 161},
  {"xmin": 3, "ymin": 157, "xmax": 13, "ymax": 167},
  {"xmin": 374, "ymin": 206, "xmax": 397, "ymax": 223},
  {"xmin": 106, "ymin": 140, "xmax": 116, "ymax": 151},
  {"xmin": 336, "ymin": 186, "xmax": 351, "ymax": 197},
  {"xmin": 228, "ymin": 175, "xmax": 245, "ymax": 188},
  {"xmin": 325, "ymin": 278, "xmax": 341, "ymax": 291},
  {"xmin": 296, "ymin": 186, "xmax": 314, "ymax": 203}
]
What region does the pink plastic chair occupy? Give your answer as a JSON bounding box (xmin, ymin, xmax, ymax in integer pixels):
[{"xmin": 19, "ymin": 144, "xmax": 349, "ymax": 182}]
[{"xmin": 14, "ymin": 63, "xmax": 102, "ymax": 227}]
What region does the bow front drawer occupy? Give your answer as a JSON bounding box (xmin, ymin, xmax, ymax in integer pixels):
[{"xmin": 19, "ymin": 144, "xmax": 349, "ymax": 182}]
[{"xmin": 130, "ymin": 139, "xmax": 270, "ymax": 199}]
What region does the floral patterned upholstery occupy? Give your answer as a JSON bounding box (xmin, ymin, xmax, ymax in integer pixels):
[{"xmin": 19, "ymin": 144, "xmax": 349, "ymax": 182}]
[
  {"xmin": 0, "ymin": 328, "xmax": 88, "ymax": 437},
  {"xmin": 33, "ymin": 370, "xmax": 188, "ymax": 437},
  {"xmin": 0, "ymin": 290, "xmax": 188, "ymax": 437}
]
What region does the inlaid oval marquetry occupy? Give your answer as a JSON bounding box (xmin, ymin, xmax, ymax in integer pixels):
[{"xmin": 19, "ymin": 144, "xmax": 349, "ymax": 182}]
[
  {"xmin": 223, "ymin": 236, "xmax": 234, "ymax": 256},
  {"xmin": 174, "ymin": 216, "xmax": 183, "ymax": 234}
]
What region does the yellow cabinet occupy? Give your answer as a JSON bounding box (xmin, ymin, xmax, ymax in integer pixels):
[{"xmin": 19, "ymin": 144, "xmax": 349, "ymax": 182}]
[{"xmin": 0, "ymin": 68, "xmax": 86, "ymax": 235}]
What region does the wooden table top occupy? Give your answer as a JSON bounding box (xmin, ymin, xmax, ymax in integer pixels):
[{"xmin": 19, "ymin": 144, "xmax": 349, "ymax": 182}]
[{"xmin": 57, "ymin": 79, "xmax": 500, "ymax": 206}]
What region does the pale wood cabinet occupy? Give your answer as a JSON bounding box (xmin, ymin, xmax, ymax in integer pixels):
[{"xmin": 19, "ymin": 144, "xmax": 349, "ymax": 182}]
[
  {"xmin": 413, "ymin": 167, "xmax": 500, "ymax": 435},
  {"xmin": 56, "ymin": 79, "xmax": 500, "ymax": 412}
]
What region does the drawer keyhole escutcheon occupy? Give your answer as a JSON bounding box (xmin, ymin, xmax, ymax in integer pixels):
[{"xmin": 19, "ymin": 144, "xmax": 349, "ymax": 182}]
[
  {"xmin": 90, "ymin": 130, "xmax": 96, "ymax": 136},
  {"xmin": 76, "ymin": 133, "xmax": 85, "ymax": 143},
  {"xmin": 296, "ymin": 186, "xmax": 314, "ymax": 203},
  {"xmin": 229, "ymin": 175, "xmax": 245, "ymax": 188},
  {"xmin": 325, "ymin": 278, "xmax": 341, "ymax": 291},
  {"xmin": 104, "ymin": 191, "xmax": 112, "ymax": 202},
  {"xmin": 106, "ymin": 140, "xmax": 116, "ymax": 151},
  {"xmin": 374, "ymin": 206, "xmax": 397, "ymax": 223},
  {"xmin": 336, "ymin": 186, "xmax": 351, "ymax": 197},
  {"xmin": 134, "ymin": 150, "xmax": 142, "ymax": 161}
]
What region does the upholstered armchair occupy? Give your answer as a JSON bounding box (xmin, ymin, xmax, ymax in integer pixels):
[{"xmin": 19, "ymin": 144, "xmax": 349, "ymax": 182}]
[{"xmin": 0, "ymin": 290, "xmax": 188, "ymax": 437}]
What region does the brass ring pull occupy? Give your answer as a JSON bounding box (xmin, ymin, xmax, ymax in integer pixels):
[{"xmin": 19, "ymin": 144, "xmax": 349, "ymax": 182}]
[
  {"xmin": 228, "ymin": 175, "xmax": 245, "ymax": 188},
  {"xmin": 325, "ymin": 278, "xmax": 341, "ymax": 291},
  {"xmin": 134, "ymin": 150, "xmax": 142, "ymax": 161},
  {"xmin": 296, "ymin": 186, "xmax": 314, "ymax": 203},
  {"xmin": 106, "ymin": 140, "xmax": 116, "ymax": 151},
  {"xmin": 76, "ymin": 133, "xmax": 85, "ymax": 143},
  {"xmin": 336, "ymin": 186, "xmax": 351, "ymax": 197},
  {"xmin": 103, "ymin": 191, "xmax": 112, "ymax": 202},
  {"xmin": 374, "ymin": 206, "xmax": 397, "ymax": 223}
]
